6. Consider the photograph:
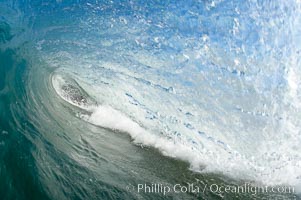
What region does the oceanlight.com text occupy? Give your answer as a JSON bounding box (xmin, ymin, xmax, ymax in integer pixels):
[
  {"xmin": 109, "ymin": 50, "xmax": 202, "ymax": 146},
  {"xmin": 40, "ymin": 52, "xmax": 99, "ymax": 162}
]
[{"xmin": 126, "ymin": 182, "xmax": 295, "ymax": 196}]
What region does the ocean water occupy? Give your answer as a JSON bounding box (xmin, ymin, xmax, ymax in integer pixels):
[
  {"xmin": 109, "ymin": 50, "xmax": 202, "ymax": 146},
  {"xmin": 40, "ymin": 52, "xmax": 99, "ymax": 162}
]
[{"xmin": 0, "ymin": 0, "xmax": 301, "ymax": 199}]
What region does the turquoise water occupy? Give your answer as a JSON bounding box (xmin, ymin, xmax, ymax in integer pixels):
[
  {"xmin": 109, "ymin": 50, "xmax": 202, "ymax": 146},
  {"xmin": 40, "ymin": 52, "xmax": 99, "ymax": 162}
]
[{"xmin": 1, "ymin": 0, "xmax": 301, "ymax": 199}]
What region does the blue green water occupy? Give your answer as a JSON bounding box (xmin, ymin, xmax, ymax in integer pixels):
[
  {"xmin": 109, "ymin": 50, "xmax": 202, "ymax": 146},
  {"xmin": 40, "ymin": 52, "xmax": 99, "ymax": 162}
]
[{"xmin": 1, "ymin": 0, "xmax": 301, "ymax": 199}]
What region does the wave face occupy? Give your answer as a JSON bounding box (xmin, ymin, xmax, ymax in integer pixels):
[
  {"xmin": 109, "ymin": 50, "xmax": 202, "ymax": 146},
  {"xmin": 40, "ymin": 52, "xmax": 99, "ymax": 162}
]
[{"xmin": 1, "ymin": 0, "xmax": 301, "ymax": 199}]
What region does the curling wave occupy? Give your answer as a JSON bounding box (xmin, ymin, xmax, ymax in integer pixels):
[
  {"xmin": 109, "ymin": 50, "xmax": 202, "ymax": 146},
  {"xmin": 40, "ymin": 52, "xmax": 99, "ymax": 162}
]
[{"xmin": 1, "ymin": 0, "xmax": 301, "ymax": 199}]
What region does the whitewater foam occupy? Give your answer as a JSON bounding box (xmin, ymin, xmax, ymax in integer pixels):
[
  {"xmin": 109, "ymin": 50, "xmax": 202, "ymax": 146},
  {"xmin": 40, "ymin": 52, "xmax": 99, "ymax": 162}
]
[
  {"xmin": 80, "ymin": 104, "xmax": 301, "ymax": 193},
  {"xmin": 51, "ymin": 73, "xmax": 204, "ymax": 167},
  {"xmin": 83, "ymin": 105, "xmax": 206, "ymax": 167}
]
